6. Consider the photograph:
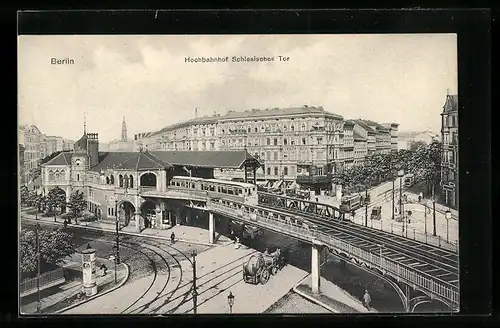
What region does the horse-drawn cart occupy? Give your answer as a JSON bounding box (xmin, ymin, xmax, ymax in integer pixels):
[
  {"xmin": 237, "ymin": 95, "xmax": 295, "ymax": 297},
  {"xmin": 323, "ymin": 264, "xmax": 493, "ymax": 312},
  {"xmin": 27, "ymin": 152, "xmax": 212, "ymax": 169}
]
[{"xmin": 242, "ymin": 250, "xmax": 285, "ymax": 285}]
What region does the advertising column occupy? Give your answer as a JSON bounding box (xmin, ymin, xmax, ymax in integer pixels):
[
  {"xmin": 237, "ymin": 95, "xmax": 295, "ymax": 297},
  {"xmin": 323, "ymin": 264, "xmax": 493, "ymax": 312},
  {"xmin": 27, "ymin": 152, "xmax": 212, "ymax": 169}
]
[{"xmin": 81, "ymin": 248, "xmax": 98, "ymax": 296}]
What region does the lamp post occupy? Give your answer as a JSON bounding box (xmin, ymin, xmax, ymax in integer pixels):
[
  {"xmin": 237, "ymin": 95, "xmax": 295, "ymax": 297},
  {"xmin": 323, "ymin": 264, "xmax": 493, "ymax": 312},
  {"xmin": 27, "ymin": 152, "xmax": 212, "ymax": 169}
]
[
  {"xmin": 432, "ymin": 186, "xmax": 437, "ymax": 236},
  {"xmin": 379, "ymin": 244, "xmax": 384, "ymax": 270},
  {"xmin": 227, "ymin": 291, "xmax": 235, "ymax": 314},
  {"xmin": 397, "ymin": 170, "xmax": 404, "ymax": 236},
  {"xmin": 191, "ymin": 249, "xmax": 198, "ymax": 314},
  {"xmin": 445, "ymin": 209, "xmax": 452, "ymax": 243},
  {"xmin": 109, "ymin": 254, "xmax": 117, "ymax": 284},
  {"xmin": 114, "ymin": 199, "xmax": 121, "ymax": 264},
  {"xmin": 391, "ymin": 171, "xmax": 395, "ymax": 221},
  {"xmin": 36, "ymin": 223, "xmax": 41, "ymax": 313}
]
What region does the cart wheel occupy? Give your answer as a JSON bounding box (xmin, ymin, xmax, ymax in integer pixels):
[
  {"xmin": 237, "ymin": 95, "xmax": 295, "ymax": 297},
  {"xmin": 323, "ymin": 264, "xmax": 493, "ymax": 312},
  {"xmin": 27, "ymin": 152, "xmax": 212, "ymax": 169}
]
[
  {"xmin": 271, "ymin": 266, "xmax": 278, "ymax": 276},
  {"xmin": 260, "ymin": 269, "xmax": 270, "ymax": 284}
]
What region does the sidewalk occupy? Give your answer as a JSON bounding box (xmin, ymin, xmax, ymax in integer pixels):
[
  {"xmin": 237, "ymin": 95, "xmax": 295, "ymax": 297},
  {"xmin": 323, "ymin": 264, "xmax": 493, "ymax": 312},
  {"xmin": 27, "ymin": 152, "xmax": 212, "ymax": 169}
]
[
  {"xmin": 293, "ymin": 275, "xmax": 377, "ymax": 314},
  {"xmin": 423, "ymin": 199, "xmax": 458, "ymax": 220},
  {"xmin": 21, "ymin": 256, "xmax": 128, "ymax": 314},
  {"xmin": 20, "ymin": 209, "xmax": 232, "ymax": 247}
]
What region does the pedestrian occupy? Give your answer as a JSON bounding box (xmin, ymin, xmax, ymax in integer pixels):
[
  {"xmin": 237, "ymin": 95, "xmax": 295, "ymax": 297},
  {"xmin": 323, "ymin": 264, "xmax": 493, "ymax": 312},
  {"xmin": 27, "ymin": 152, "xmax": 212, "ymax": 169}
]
[
  {"xmin": 418, "ymin": 192, "xmax": 423, "ymax": 202},
  {"xmin": 363, "ymin": 289, "xmax": 372, "ymax": 311},
  {"xmin": 86, "ymin": 243, "xmax": 91, "ymax": 249},
  {"xmin": 63, "ymin": 219, "xmax": 68, "ymax": 228},
  {"xmin": 100, "ymin": 263, "xmax": 107, "ymax": 276},
  {"xmin": 234, "ymin": 237, "xmax": 240, "ymax": 250},
  {"xmin": 170, "ymin": 231, "xmax": 175, "ymax": 244}
]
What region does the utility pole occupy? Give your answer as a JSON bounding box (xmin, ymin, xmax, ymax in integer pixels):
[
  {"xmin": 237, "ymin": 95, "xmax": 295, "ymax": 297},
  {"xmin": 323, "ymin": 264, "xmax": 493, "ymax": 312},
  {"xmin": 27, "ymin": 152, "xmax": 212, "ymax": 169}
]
[
  {"xmin": 432, "ymin": 185, "xmax": 437, "ymax": 236},
  {"xmin": 36, "ymin": 223, "xmax": 41, "ymax": 313},
  {"xmin": 391, "ymin": 173, "xmax": 395, "ymax": 221},
  {"xmin": 115, "ymin": 199, "xmax": 120, "ymax": 264},
  {"xmin": 191, "ymin": 250, "xmax": 198, "ymax": 314},
  {"xmin": 364, "ymin": 186, "xmax": 368, "ymax": 227},
  {"xmin": 399, "ymin": 173, "xmax": 403, "ymax": 235}
]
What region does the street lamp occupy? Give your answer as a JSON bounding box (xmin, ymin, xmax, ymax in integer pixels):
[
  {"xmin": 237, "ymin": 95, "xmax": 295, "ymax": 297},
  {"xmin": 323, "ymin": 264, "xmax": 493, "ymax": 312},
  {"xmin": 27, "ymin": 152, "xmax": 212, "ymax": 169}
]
[
  {"xmin": 109, "ymin": 255, "xmax": 117, "ymax": 284},
  {"xmin": 114, "ymin": 199, "xmax": 121, "ymax": 264},
  {"xmin": 191, "ymin": 249, "xmax": 198, "ymax": 314},
  {"xmin": 397, "ymin": 170, "xmax": 405, "ymax": 236},
  {"xmin": 445, "ymin": 209, "xmax": 452, "ymax": 243},
  {"xmin": 227, "ymin": 291, "xmax": 235, "ymax": 314}
]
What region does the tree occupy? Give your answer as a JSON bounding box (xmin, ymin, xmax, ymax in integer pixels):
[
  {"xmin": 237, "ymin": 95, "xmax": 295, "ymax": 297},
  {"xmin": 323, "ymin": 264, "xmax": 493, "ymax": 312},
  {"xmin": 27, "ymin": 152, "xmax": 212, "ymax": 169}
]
[
  {"xmin": 46, "ymin": 187, "xmax": 67, "ymax": 221},
  {"xmin": 20, "ymin": 186, "xmax": 30, "ymax": 206},
  {"xmin": 67, "ymin": 190, "xmax": 87, "ymax": 224},
  {"xmin": 20, "ymin": 227, "xmax": 75, "ymax": 275},
  {"xmin": 410, "ymin": 140, "xmax": 428, "ymax": 152}
]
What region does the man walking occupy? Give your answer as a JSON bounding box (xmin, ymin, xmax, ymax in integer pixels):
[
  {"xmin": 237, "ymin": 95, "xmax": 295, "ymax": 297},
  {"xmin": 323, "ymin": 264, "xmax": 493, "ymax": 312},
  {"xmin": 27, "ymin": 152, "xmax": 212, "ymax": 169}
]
[
  {"xmin": 170, "ymin": 231, "xmax": 176, "ymax": 245},
  {"xmin": 363, "ymin": 289, "xmax": 372, "ymax": 311}
]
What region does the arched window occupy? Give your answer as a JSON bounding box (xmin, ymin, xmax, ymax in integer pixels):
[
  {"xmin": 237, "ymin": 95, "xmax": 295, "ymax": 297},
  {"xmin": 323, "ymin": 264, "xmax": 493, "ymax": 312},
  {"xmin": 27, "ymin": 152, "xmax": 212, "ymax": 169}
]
[
  {"xmin": 106, "ymin": 176, "xmax": 110, "ymax": 184},
  {"xmin": 283, "ymin": 124, "xmax": 288, "ymax": 131},
  {"xmin": 124, "ymin": 175, "xmax": 129, "ymax": 188},
  {"xmin": 301, "ymin": 123, "xmax": 306, "ymax": 131},
  {"xmin": 129, "ymin": 175, "xmax": 134, "ymax": 188},
  {"xmin": 291, "ymin": 125, "xmax": 295, "ymax": 132},
  {"xmin": 55, "ymin": 171, "xmax": 60, "ymax": 181},
  {"xmin": 49, "ymin": 170, "xmax": 54, "ymax": 181},
  {"xmin": 110, "ymin": 175, "xmax": 115, "ymax": 185},
  {"xmin": 254, "ymin": 127, "xmax": 258, "ymax": 133},
  {"xmin": 284, "ymin": 138, "xmax": 288, "ymax": 145},
  {"xmin": 119, "ymin": 175, "xmax": 123, "ymax": 187}
]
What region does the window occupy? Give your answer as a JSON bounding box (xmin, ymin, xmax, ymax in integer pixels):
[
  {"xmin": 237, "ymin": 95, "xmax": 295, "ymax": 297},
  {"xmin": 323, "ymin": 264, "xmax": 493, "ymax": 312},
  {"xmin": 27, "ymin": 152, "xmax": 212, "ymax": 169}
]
[
  {"xmin": 284, "ymin": 167, "xmax": 288, "ymax": 175},
  {"xmin": 248, "ymin": 127, "xmax": 251, "ymax": 133},
  {"xmin": 290, "ymin": 166, "xmax": 296, "ymax": 175},
  {"xmin": 106, "ymin": 176, "xmax": 110, "ymax": 184},
  {"xmin": 119, "ymin": 175, "xmax": 123, "ymax": 187},
  {"xmin": 274, "ymin": 152, "xmax": 278, "ymax": 160},
  {"xmin": 49, "ymin": 171, "xmax": 54, "ymax": 181},
  {"xmin": 274, "ymin": 167, "xmax": 278, "ymax": 176},
  {"xmin": 284, "ymin": 138, "xmax": 288, "ymax": 145},
  {"xmin": 283, "ymin": 125, "xmax": 288, "ymax": 131},
  {"xmin": 301, "ymin": 123, "xmax": 306, "ymax": 131},
  {"xmin": 317, "ymin": 137, "xmax": 323, "ymax": 145},
  {"xmin": 267, "ymin": 167, "xmax": 271, "ymax": 175},
  {"xmin": 77, "ymin": 174, "xmax": 80, "ymax": 181},
  {"xmin": 302, "ymin": 138, "xmax": 306, "ymax": 145},
  {"xmin": 267, "ymin": 138, "xmax": 271, "ymax": 146},
  {"xmin": 110, "ymin": 175, "xmax": 114, "ymax": 184}
]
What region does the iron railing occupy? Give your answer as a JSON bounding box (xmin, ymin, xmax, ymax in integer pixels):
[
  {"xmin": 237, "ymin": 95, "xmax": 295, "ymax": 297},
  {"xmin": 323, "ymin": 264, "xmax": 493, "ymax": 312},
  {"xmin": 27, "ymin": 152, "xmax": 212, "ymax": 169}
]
[
  {"xmin": 20, "ymin": 268, "xmax": 64, "ymax": 294},
  {"xmin": 207, "ymin": 200, "xmax": 459, "ymax": 310}
]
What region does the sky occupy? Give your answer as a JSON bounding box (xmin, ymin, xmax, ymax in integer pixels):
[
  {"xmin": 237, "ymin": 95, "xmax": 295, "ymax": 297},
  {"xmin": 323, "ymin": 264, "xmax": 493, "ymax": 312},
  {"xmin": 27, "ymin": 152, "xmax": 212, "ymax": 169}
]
[{"xmin": 18, "ymin": 34, "xmax": 457, "ymax": 143}]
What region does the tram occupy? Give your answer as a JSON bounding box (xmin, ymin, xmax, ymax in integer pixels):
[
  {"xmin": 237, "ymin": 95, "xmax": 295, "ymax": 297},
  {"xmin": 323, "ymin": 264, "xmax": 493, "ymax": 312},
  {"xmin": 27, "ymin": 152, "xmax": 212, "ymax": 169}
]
[
  {"xmin": 404, "ymin": 174, "xmax": 415, "ymax": 188},
  {"xmin": 169, "ymin": 176, "xmax": 258, "ymax": 203},
  {"xmin": 339, "ymin": 194, "xmax": 363, "ymax": 212}
]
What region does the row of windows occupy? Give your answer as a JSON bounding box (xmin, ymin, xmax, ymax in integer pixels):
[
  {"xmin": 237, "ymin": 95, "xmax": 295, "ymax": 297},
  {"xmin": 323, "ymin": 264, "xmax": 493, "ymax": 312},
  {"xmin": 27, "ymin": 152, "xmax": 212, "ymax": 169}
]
[
  {"xmin": 219, "ymin": 119, "xmax": 344, "ymax": 136},
  {"xmin": 107, "ymin": 207, "xmax": 116, "ymax": 217},
  {"xmin": 48, "ymin": 170, "xmax": 66, "ymax": 182}
]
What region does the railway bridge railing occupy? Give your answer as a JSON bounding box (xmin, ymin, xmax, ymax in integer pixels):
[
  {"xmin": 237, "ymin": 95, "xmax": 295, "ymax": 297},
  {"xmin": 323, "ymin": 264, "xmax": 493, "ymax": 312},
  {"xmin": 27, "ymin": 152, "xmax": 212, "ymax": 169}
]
[{"xmin": 206, "ymin": 198, "xmax": 459, "ymax": 312}]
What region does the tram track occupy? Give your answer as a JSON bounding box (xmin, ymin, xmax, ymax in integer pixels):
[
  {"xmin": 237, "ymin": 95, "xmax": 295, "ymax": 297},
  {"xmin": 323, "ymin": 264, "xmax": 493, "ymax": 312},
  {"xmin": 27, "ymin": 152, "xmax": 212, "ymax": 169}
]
[{"xmin": 252, "ymin": 202, "xmax": 458, "ymax": 288}]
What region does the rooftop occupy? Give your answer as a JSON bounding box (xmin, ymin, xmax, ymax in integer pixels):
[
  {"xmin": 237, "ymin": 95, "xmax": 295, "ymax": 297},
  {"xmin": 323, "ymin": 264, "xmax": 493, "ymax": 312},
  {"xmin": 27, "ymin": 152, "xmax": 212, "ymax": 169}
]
[
  {"xmin": 42, "ymin": 150, "xmax": 260, "ymax": 171},
  {"xmin": 443, "ymin": 94, "xmax": 458, "ymax": 113},
  {"xmin": 352, "ymin": 119, "xmax": 376, "ymax": 133},
  {"xmin": 353, "ymin": 131, "xmax": 367, "ymax": 141}
]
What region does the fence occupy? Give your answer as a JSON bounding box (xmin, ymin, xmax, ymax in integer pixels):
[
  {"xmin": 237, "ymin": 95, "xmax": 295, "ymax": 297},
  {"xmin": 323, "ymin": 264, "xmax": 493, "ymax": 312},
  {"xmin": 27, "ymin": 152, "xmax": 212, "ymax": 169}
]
[
  {"xmin": 207, "ymin": 200, "xmax": 459, "ymax": 310},
  {"xmin": 20, "ymin": 268, "xmax": 64, "ymax": 295}
]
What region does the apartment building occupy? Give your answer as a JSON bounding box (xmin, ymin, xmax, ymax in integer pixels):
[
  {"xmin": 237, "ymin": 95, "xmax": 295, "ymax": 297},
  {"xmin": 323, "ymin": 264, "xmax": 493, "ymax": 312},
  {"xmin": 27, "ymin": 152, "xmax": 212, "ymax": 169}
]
[
  {"xmin": 353, "ymin": 131, "xmax": 368, "ymax": 166},
  {"xmin": 216, "ymin": 106, "xmax": 344, "ymax": 191},
  {"xmin": 19, "ymin": 125, "xmax": 47, "ymax": 184},
  {"xmin": 342, "ymin": 120, "xmax": 355, "ymax": 170},
  {"xmin": 440, "ymin": 94, "xmax": 458, "ymax": 209}
]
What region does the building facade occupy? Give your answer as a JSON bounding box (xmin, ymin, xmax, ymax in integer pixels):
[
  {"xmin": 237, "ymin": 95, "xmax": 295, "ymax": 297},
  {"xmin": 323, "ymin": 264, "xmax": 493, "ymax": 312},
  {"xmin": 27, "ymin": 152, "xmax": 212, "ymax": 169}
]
[
  {"xmin": 129, "ymin": 107, "xmax": 399, "ymax": 192},
  {"xmin": 19, "ymin": 144, "xmax": 25, "ymax": 185},
  {"xmin": 45, "ymin": 136, "xmax": 64, "ymax": 156},
  {"xmin": 19, "ymin": 125, "xmax": 47, "ymax": 185},
  {"xmin": 353, "ymin": 131, "xmax": 368, "ymax": 166},
  {"xmin": 342, "ymin": 121, "xmax": 355, "ymax": 170},
  {"xmin": 398, "ymin": 131, "xmax": 439, "ymax": 150},
  {"xmin": 217, "ymin": 106, "xmax": 345, "ymax": 192},
  {"xmin": 440, "ymin": 94, "xmax": 458, "ymax": 209}
]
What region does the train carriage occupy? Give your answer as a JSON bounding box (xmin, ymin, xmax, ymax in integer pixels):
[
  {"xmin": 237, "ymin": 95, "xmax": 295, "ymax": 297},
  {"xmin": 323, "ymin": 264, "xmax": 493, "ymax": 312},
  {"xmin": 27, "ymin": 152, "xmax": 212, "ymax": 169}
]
[{"xmin": 169, "ymin": 176, "xmax": 258, "ymax": 203}]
